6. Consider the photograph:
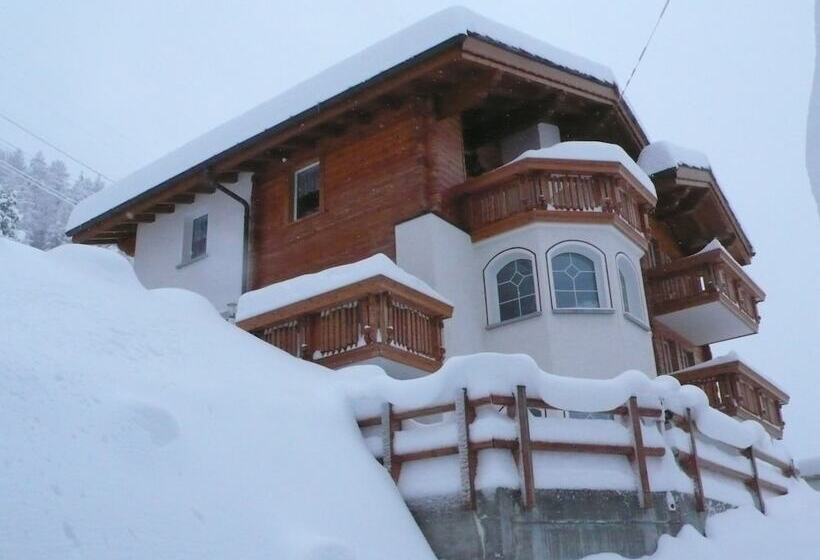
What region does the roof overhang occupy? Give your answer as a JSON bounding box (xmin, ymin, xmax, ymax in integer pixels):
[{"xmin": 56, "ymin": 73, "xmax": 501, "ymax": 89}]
[{"xmin": 70, "ymin": 33, "xmax": 647, "ymax": 244}]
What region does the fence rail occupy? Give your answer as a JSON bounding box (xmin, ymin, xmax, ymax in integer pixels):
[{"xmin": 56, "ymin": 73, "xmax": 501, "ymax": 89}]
[{"xmin": 357, "ymin": 386, "xmax": 794, "ymax": 513}]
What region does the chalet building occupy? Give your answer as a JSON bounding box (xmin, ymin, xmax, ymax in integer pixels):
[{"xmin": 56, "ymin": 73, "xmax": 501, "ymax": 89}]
[{"xmin": 66, "ymin": 8, "xmax": 787, "ymax": 437}]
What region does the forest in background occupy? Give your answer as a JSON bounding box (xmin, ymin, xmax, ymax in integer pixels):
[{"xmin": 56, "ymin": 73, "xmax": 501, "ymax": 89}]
[{"xmin": 0, "ymin": 148, "xmax": 104, "ymax": 248}]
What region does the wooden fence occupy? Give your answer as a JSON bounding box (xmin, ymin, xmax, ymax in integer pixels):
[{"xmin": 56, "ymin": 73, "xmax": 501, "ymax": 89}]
[{"xmin": 357, "ymin": 386, "xmax": 794, "ymax": 513}]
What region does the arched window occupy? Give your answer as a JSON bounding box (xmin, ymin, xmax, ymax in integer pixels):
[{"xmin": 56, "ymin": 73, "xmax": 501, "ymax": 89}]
[
  {"xmin": 483, "ymin": 249, "xmax": 540, "ymax": 325},
  {"xmin": 547, "ymin": 241, "xmax": 610, "ymax": 311},
  {"xmin": 616, "ymin": 254, "xmax": 647, "ymax": 323}
]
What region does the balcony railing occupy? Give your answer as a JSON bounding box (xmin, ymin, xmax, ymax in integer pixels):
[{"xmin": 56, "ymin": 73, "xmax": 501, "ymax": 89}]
[
  {"xmin": 452, "ymin": 158, "xmax": 656, "ymax": 244},
  {"xmin": 238, "ymin": 276, "xmax": 453, "ymax": 373},
  {"xmin": 672, "ymin": 358, "xmax": 788, "ymax": 438},
  {"xmin": 646, "ymin": 248, "xmax": 764, "ymax": 345}
]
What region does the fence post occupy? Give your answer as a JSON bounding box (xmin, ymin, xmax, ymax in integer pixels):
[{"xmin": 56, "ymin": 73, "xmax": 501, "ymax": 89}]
[
  {"xmin": 628, "ymin": 396, "xmax": 652, "ymax": 509},
  {"xmin": 685, "ymin": 408, "xmax": 706, "ymax": 512},
  {"xmin": 515, "ymin": 385, "xmax": 535, "ymax": 510},
  {"xmin": 745, "ymin": 446, "xmax": 766, "ymax": 514},
  {"xmin": 382, "ymin": 402, "xmax": 400, "ymax": 483},
  {"xmin": 456, "ymin": 387, "xmax": 476, "ymax": 510}
]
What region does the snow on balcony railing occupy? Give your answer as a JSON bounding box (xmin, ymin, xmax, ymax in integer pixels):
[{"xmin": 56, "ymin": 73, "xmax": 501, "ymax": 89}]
[
  {"xmin": 341, "ymin": 353, "xmax": 795, "ymax": 512},
  {"xmin": 453, "ymin": 143, "xmax": 656, "ymax": 244}
]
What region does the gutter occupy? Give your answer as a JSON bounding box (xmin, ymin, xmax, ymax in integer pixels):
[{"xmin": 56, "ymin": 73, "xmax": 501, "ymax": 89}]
[{"xmin": 207, "ymin": 170, "xmax": 250, "ymax": 294}]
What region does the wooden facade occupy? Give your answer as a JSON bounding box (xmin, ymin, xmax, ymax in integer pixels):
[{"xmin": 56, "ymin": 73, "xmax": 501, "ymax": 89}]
[{"xmin": 672, "ymin": 358, "xmax": 788, "ymax": 438}]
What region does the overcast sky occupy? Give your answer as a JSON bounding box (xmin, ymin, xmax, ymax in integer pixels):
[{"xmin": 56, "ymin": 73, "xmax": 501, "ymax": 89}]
[{"xmin": 2, "ymin": 1, "xmax": 818, "ymax": 456}]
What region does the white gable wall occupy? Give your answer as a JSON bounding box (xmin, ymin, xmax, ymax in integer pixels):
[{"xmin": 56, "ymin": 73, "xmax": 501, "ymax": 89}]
[
  {"xmin": 396, "ymin": 214, "xmax": 657, "ymax": 379},
  {"xmin": 133, "ymin": 173, "xmax": 252, "ymax": 314}
]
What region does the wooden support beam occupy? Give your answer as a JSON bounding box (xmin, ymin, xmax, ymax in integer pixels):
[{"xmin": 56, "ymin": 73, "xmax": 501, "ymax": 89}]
[
  {"xmin": 188, "ymin": 183, "xmax": 217, "ymax": 195},
  {"xmin": 215, "ymin": 171, "xmax": 239, "ymax": 184},
  {"xmin": 381, "ymin": 402, "xmax": 400, "ymax": 483},
  {"xmin": 628, "ymin": 396, "xmax": 652, "ymax": 509},
  {"xmin": 515, "ymin": 385, "xmax": 535, "ymax": 510},
  {"xmin": 131, "ymin": 213, "xmax": 155, "ymax": 223},
  {"xmin": 685, "ymin": 408, "xmax": 706, "ymax": 512},
  {"xmin": 169, "ymin": 193, "xmax": 195, "ymax": 204},
  {"xmin": 149, "ymin": 203, "xmax": 175, "ymax": 214},
  {"xmin": 456, "ymin": 387, "xmax": 477, "ymax": 510},
  {"xmin": 85, "ymin": 237, "xmax": 123, "ymax": 245},
  {"xmin": 745, "ymin": 447, "xmax": 766, "ymax": 514}
]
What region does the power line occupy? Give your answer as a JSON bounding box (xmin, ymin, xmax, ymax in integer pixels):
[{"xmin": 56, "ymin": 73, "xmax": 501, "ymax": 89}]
[
  {"xmin": 0, "ymin": 159, "xmax": 78, "ymax": 206},
  {"xmin": 0, "ymin": 110, "xmax": 113, "ymax": 182},
  {"xmin": 623, "ymin": 0, "xmax": 672, "ymax": 95}
]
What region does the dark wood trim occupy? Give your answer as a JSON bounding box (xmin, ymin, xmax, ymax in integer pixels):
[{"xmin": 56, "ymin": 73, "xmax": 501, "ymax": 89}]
[{"xmin": 236, "ymin": 274, "xmax": 452, "ymax": 331}]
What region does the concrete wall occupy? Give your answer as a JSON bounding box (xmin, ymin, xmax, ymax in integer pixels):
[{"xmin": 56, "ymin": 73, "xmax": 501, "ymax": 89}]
[
  {"xmin": 133, "ymin": 173, "xmax": 252, "ymax": 314},
  {"xmin": 410, "ymin": 489, "xmax": 732, "ymax": 560},
  {"xmin": 396, "ymin": 214, "xmax": 657, "ymax": 379}
]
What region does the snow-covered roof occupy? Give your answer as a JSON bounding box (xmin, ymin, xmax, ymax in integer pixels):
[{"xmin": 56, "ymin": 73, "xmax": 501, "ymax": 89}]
[
  {"xmin": 236, "ymin": 253, "xmax": 449, "ymax": 323},
  {"xmin": 512, "ymin": 141, "xmax": 657, "ymax": 199},
  {"xmin": 67, "ymin": 7, "xmax": 616, "ymax": 234},
  {"xmin": 637, "ymin": 140, "xmax": 711, "ymax": 176}
]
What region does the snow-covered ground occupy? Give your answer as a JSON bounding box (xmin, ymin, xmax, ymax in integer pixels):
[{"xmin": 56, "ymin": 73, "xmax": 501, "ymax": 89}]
[
  {"xmin": 587, "ymin": 483, "xmax": 820, "ymax": 560},
  {"xmin": 0, "ymin": 239, "xmax": 434, "ymax": 560},
  {"xmin": 3, "ymin": 237, "xmax": 819, "ymax": 559}
]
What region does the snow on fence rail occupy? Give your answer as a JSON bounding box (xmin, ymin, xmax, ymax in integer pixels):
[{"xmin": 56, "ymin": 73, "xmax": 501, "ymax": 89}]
[{"xmin": 345, "ymin": 355, "xmax": 795, "ymax": 513}]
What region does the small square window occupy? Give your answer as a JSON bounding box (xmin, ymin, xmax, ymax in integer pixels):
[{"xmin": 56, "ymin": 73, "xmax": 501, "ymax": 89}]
[
  {"xmin": 294, "ymin": 163, "xmax": 320, "ymax": 220},
  {"xmin": 190, "ymin": 214, "xmax": 208, "ymax": 260}
]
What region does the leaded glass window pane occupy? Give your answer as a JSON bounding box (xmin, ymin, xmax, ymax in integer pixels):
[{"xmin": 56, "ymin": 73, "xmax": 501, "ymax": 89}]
[
  {"xmin": 551, "ymin": 252, "xmax": 601, "ymax": 309},
  {"xmin": 495, "ymin": 258, "xmax": 537, "ymax": 322}
]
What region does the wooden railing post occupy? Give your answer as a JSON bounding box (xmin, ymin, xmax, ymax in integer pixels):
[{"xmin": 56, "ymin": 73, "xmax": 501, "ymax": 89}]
[
  {"xmin": 382, "ymin": 402, "xmax": 400, "ymax": 483},
  {"xmin": 628, "ymin": 396, "xmax": 652, "ymax": 508},
  {"xmin": 685, "ymin": 408, "xmax": 706, "ymax": 512},
  {"xmin": 745, "ymin": 446, "xmax": 766, "ymax": 514},
  {"xmin": 456, "ymin": 387, "xmax": 477, "ymax": 510},
  {"xmin": 515, "ymin": 385, "xmax": 535, "ymax": 510}
]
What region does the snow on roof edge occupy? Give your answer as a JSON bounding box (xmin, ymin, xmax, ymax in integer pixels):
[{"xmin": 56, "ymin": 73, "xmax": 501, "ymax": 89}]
[
  {"xmin": 67, "ymin": 7, "xmax": 617, "ymax": 234},
  {"xmin": 235, "ymin": 254, "xmax": 450, "ymax": 323},
  {"xmin": 637, "ymin": 140, "xmax": 711, "ymax": 176}
]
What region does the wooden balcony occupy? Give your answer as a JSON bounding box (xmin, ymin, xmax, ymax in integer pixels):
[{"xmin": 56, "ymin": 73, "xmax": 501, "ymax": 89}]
[
  {"xmin": 452, "ymin": 157, "xmax": 656, "ymax": 246},
  {"xmin": 647, "ymin": 248, "xmax": 764, "ymax": 345},
  {"xmin": 672, "ymin": 357, "xmax": 788, "ymax": 438},
  {"xmin": 237, "ymin": 276, "xmax": 453, "ymax": 374}
]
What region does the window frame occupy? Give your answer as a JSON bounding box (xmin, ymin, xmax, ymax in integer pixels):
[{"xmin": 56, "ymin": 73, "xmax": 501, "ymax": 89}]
[
  {"xmin": 483, "ymin": 247, "xmax": 541, "ymax": 327},
  {"xmin": 615, "ymin": 253, "xmax": 649, "ymax": 328},
  {"xmin": 292, "ymin": 161, "xmax": 321, "ymax": 221},
  {"xmin": 546, "ymin": 241, "xmax": 612, "ymax": 313},
  {"xmin": 179, "ymin": 212, "xmax": 209, "ymax": 268}
]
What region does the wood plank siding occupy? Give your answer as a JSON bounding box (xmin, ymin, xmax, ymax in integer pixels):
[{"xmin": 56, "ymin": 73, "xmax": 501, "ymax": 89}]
[{"xmin": 250, "ymin": 101, "xmax": 466, "ymax": 288}]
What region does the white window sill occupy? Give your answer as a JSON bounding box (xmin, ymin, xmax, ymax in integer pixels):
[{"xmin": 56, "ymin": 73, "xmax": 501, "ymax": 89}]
[
  {"xmin": 486, "ymin": 311, "xmax": 542, "ymax": 330},
  {"xmin": 177, "ymin": 253, "xmax": 208, "ymax": 269},
  {"xmin": 624, "ymin": 311, "xmax": 651, "ymax": 331},
  {"xmin": 552, "ymin": 307, "xmax": 615, "ymax": 315}
]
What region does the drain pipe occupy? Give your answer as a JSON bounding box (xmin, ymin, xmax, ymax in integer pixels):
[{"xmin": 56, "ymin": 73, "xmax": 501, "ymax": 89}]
[{"xmin": 207, "ymin": 170, "xmax": 250, "ymax": 294}]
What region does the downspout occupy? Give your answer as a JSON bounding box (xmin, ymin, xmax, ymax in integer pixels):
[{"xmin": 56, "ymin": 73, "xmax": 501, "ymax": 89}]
[{"xmin": 207, "ymin": 170, "xmax": 250, "ymax": 294}]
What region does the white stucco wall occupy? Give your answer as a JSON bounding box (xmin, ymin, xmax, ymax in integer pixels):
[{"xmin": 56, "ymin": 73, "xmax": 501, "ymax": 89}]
[
  {"xmin": 133, "ymin": 173, "xmax": 252, "ymax": 314},
  {"xmin": 396, "ymin": 213, "xmax": 657, "ymax": 379}
]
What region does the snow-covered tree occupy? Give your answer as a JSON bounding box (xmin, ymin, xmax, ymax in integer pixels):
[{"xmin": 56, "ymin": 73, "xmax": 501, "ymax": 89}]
[
  {"xmin": 0, "ymin": 187, "xmax": 21, "ymax": 239},
  {"xmin": 0, "ymin": 148, "xmax": 104, "ymax": 249}
]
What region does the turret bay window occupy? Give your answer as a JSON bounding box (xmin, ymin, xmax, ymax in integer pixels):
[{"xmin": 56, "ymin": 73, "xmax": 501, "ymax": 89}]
[
  {"xmin": 294, "ymin": 162, "xmax": 321, "ymax": 220},
  {"xmin": 483, "ymin": 248, "xmax": 540, "ymax": 325},
  {"xmin": 616, "ymin": 254, "xmax": 648, "ymax": 326},
  {"xmin": 547, "ymin": 241, "xmax": 610, "ymax": 312}
]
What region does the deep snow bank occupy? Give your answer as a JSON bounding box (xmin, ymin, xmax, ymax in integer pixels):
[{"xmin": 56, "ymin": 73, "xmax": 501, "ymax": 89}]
[{"xmin": 0, "ymin": 239, "xmax": 434, "ymax": 560}]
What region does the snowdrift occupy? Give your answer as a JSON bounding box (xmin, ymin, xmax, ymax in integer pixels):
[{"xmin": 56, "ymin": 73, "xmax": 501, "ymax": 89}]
[{"xmin": 0, "ymin": 239, "xmax": 434, "ymax": 560}]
